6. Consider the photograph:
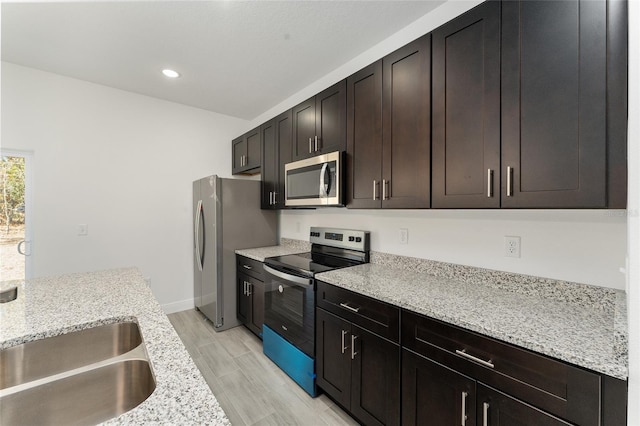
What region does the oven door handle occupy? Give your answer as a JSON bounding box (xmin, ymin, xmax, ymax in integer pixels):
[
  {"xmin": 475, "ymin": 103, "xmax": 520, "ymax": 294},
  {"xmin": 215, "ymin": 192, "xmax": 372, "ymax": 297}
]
[{"xmin": 263, "ymin": 264, "xmax": 313, "ymax": 287}]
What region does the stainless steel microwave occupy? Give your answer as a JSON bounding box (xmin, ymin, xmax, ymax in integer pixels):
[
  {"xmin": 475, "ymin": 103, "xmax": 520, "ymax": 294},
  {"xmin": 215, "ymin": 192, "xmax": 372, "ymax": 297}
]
[{"xmin": 285, "ymin": 151, "xmax": 343, "ymax": 207}]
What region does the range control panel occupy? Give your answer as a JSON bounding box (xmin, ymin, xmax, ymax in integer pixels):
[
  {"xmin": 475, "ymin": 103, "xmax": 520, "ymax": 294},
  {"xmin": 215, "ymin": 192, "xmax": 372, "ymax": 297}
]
[{"xmin": 309, "ymin": 227, "xmax": 370, "ymax": 252}]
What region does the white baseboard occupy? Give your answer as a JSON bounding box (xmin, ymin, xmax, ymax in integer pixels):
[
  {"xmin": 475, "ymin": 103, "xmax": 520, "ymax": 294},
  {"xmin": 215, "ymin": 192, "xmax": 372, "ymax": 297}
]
[{"xmin": 162, "ymin": 298, "xmax": 195, "ymax": 314}]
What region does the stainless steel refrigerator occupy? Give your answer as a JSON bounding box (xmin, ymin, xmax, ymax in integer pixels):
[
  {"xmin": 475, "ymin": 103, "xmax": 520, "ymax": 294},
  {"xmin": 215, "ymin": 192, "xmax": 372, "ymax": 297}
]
[{"xmin": 193, "ymin": 176, "xmax": 277, "ymax": 331}]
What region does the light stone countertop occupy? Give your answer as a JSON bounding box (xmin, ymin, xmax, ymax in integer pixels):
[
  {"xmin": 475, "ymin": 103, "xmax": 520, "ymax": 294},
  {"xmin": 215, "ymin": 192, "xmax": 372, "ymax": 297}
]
[
  {"xmin": 235, "ymin": 242, "xmax": 309, "ymax": 262},
  {"xmin": 316, "ymin": 263, "xmax": 628, "ymax": 380},
  {"xmin": 0, "ymin": 268, "xmax": 230, "ymax": 425}
]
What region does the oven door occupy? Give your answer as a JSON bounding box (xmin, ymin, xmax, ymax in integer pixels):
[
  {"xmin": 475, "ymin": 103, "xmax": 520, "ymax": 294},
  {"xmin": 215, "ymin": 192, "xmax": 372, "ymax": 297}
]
[{"xmin": 263, "ymin": 264, "xmax": 315, "ymax": 357}]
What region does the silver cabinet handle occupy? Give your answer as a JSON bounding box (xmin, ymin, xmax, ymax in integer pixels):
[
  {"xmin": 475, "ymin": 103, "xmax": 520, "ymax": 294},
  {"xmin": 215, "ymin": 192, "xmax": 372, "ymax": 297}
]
[
  {"xmin": 314, "ymin": 135, "xmax": 319, "ymax": 152},
  {"xmin": 273, "ymin": 192, "xmax": 277, "ymax": 204},
  {"xmin": 382, "ymin": 179, "xmax": 387, "ymax": 200},
  {"xmin": 487, "ymin": 169, "xmax": 493, "ymax": 198},
  {"xmin": 351, "ymin": 335, "xmax": 358, "ymax": 360},
  {"xmin": 339, "ymin": 302, "xmax": 360, "ymax": 313},
  {"xmin": 243, "ymin": 281, "xmax": 247, "ymax": 296},
  {"xmin": 461, "ymin": 392, "xmax": 468, "ymax": 426},
  {"xmin": 309, "ymin": 137, "xmax": 313, "ymax": 153},
  {"xmin": 506, "ymin": 166, "xmax": 513, "ymax": 197},
  {"xmin": 243, "ymin": 264, "xmax": 252, "ymax": 270},
  {"xmin": 373, "ymin": 180, "xmax": 380, "ymax": 200},
  {"xmin": 483, "ymin": 402, "xmax": 490, "ymax": 426},
  {"xmin": 271, "ymin": 191, "xmax": 274, "ymax": 205},
  {"xmin": 247, "ymin": 282, "xmax": 252, "ymax": 296},
  {"xmin": 455, "ymin": 349, "xmax": 495, "ymax": 368},
  {"xmin": 341, "ymin": 330, "xmax": 348, "ymax": 354}
]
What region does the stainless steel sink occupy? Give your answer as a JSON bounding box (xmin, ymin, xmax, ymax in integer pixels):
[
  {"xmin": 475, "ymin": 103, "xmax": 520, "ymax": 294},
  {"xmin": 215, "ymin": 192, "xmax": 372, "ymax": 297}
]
[
  {"xmin": 0, "ymin": 321, "xmax": 156, "ymax": 424},
  {"xmin": 0, "ymin": 359, "xmax": 156, "ymax": 425},
  {"xmin": 1, "ymin": 321, "xmax": 142, "ymax": 389}
]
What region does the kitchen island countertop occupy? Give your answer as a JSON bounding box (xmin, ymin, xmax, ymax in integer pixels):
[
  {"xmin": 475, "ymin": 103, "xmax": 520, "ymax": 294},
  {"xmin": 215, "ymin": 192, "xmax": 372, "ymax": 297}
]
[
  {"xmin": 316, "ymin": 263, "xmax": 627, "ymax": 380},
  {"xmin": 0, "ymin": 268, "xmax": 229, "ymax": 425}
]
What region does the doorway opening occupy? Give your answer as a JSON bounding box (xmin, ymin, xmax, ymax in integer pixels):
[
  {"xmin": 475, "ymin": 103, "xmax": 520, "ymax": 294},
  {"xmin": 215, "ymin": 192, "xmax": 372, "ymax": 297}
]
[{"xmin": 0, "ymin": 150, "xmax": 33, "ymax": 280}]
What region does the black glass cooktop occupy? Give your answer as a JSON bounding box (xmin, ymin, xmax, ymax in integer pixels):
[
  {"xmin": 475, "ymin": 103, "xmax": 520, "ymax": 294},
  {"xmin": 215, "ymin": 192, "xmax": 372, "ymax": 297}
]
[{"xmin": 264, "ymin": 251, "xmax": 361, "ymax": 277}]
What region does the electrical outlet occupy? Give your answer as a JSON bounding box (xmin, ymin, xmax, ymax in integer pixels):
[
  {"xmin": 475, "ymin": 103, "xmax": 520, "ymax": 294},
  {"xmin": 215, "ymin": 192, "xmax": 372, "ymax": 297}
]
[
  {"xmin": 504, "ymin": 236, "xmax": 521, "ymax": 258},
  {"xmin": 78, "ymin": 224, "xmax": 88, "ymax": 236},
  {"xmin": 399, "ymin": 228, "xmax": 409, "ymax": 244}
]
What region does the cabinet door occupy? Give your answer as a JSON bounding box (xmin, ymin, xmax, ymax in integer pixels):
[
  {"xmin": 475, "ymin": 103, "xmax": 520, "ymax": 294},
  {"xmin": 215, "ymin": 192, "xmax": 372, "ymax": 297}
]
[
  {"xmin": 275, "ymin": 109, "xmax": 292, "ymax": 209},
  {"xmin": 237, "ymin": 273, "xmax": 250, "ymax": 325},
  {"xmin": 501, "ymin": 0, "xmax": 607, "ymax": 207},
  {"xmin": 316, "ymin": 308, "xmax": 352, "ymax": 410},
  {"xmin": 248, "ymin": 276, "xmax": 264, "ymax": 337},
  {"xmin": 231, "ymin": 136, "xmax": 246, "ymax": 174},
  {"xmin": 402, "ymin": 349, "xmax": 476, "ymax": 426},
  {"xmin": 245, "ymin": 127, "xmax": 262, "ymax": 171},
  {"xmin": 350, "ymin": 325, "xmax": 400, "ymax": 426},
  {"xmin": 261, "ymin": 119, "xmax": 277, "ymax": 209},
  {"xmin": 346, "ymin": 61, "xmax": 383, "ymax": 209},
  {"xmin": 432, "ymin": 1, "xmax": 500, "ymax": 208},
  {"xmin": 292, "ymin": 97, "xmax": 316, "ymax": 161},
  {"xmin": 315, "ymin": 80, "xmax": 346, "ymax": 155},
  {"xmin": 382, "ymin": 34, "xmax": 431, "ymax": 209},
  {"xmin": 477, "ymin": 384, "xmax": 571, "ymax": 426}
]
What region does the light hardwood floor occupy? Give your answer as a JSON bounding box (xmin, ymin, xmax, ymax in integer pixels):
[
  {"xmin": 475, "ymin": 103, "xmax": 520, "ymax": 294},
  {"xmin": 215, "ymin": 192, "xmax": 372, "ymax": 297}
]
[{"xmin": 168, "ymin": 309, "xmax": 358, "ymax": 426}]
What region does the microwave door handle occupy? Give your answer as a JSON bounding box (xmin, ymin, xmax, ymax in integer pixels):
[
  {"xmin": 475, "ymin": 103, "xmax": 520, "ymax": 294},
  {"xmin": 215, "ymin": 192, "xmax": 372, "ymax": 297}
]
[{"xmin": 319, "ymin": 162, "xmax": 329, "ymax": 198}]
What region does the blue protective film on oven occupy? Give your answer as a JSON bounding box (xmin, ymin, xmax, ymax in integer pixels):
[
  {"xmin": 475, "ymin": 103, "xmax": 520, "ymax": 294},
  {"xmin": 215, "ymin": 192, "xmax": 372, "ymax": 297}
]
[{"xmin": 263, "ymin": 325, "xmax": 317, "ymax": 397}]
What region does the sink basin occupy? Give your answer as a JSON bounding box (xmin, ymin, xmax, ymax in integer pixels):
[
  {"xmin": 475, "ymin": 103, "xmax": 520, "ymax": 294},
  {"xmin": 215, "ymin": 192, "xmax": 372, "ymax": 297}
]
[
  {"xmin": 0, "ymin": 321, "xmax": 156, "ymax": 424},
  {"xmin": 0, "ymin": 359, "xmax": 156, "ymax": 425},
  {"xmin": 1, "ymin": 322, "xmax": 142, "ymax": 389}
]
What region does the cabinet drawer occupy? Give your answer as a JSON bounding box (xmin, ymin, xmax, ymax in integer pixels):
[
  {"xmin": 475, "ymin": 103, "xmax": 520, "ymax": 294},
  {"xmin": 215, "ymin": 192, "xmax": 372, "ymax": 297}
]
[
  {"xmin": 236, "ymin": 255, "xmax": 263, "ymax": 280},
  {"xmin": 402, "ymin": 310, "xmax": 600, "ymax": 426},
  {"xmin": 317, "ymin": 281, "xmax": 399, "ymax": 343}
]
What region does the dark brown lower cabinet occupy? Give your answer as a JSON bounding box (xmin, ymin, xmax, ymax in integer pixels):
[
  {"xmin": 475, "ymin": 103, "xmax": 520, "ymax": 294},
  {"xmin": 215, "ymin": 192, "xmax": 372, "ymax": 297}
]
[
  {"xmin": 402, "ymin": 349, "xmax": 572, "ymax": 426},
  {"xmin": 236, "ymin": 272, "xmax": 264, "ymax": 338},
  {"xmin": 316, "ymin": 308, "xmax": 400, "ymax": 426}
]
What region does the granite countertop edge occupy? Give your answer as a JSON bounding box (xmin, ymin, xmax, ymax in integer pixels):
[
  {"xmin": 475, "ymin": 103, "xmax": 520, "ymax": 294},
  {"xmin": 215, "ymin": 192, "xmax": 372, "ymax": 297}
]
[{"xmin": 0, "ymin": 268, "xmax": 230, "ymax": 425}]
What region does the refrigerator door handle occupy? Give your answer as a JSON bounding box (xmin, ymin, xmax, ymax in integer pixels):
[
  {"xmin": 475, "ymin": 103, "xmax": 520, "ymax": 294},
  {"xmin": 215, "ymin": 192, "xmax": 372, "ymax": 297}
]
[{"xmin": 195, "ymin": 199, "xmax": 204, "ymax": 272}]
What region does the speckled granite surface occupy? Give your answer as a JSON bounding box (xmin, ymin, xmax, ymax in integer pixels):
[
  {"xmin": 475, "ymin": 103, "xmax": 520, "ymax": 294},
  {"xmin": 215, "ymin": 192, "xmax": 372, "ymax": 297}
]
[
  {"xmin": 0, "ymin": 268, "xmax": 230, "ymax": 425},
  {"xmin": 316, "ymin": 263, "xmax": 628, "ymax": 380},
  {"xmin": 235, "ymin": 238, "xmax": 310, "ymax": 262}
]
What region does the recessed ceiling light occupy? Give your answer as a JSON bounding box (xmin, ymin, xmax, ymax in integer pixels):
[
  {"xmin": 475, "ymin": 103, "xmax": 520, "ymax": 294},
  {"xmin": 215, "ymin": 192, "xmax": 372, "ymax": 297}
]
[{"xmin": 162, "ymin": 69, "xmax": 180, "ymax": 78}]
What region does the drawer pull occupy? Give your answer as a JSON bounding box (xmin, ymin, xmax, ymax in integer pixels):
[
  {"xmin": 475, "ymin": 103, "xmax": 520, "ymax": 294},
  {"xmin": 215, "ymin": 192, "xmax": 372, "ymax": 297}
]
[
  {"xmin": 339, "ymin": 302, "xmax": 360, "ymax": 313},
  {"xmin": 461, "ymin": 391, "xmax": 468, "ymax": 426},
  {"xmin": 243, "ymin": 264, "xmax": 252, "ymax": 270},
  {"xmin": 455, "ymin": 349, "xmax": 495, "ymax": 369},
  {"xmin": 341, "ymin": 329, "xmax": 348, "ymax": 354},
  {"xmin": 483, "ymin": 402, "xmax": 490, "ymax": 426}
]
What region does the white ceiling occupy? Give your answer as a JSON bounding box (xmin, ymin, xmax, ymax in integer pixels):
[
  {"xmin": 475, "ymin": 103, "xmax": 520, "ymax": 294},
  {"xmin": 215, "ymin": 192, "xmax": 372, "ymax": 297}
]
[{"xmin": 2, "ymin": 1, "xmax": 444, "ymax": 120}]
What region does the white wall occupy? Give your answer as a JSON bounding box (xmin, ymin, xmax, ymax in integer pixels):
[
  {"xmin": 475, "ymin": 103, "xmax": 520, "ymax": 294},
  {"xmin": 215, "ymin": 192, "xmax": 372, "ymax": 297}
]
[
  {"xmin": 1, "ymin": 62, "xmax": 248, "ymax": 312},
  {"xmin": 626, "ymin": 0, "xmax": 639, "ymax": 423},
  {"xmin": 280, "ymin": 209, "xmax": 626, "ymax": 289}
]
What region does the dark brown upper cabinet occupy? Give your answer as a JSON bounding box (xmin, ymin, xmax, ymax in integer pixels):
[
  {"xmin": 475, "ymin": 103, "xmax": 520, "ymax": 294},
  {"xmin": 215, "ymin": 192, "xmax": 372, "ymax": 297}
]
[
  {"xmin": 501, "ymin": 0, "xmax": 610, "ymax": 208},
  {"xmin": 232, "ymin": 126, "xmax": 261, "ymax": 175},
  {"xmin": 347, "ymin": 34, "xmax": 431, "ymax": 209},
  {"xmin": 431, "ymin": 1, "xmax": 501, "ymax": 208},
  {"xmin": 292, "ymin": 80, "xmax": 346, "ymax": 161},
  {"xmin": 261, "ymin": 110, "xmax": 292, "ymax": 209}
]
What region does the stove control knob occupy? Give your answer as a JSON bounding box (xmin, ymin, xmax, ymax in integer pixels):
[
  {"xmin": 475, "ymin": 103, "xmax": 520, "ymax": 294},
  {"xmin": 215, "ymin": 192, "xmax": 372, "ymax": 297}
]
[{"xmin": 355, "ymin": 237, "xmax": 362, "ymax": 243}]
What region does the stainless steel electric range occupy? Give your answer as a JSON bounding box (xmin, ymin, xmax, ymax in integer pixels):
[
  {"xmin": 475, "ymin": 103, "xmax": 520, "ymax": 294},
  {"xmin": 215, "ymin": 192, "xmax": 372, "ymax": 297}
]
[{"xmin": 262, "ymin": 227, "xmax": 370, "ymax": 396}]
